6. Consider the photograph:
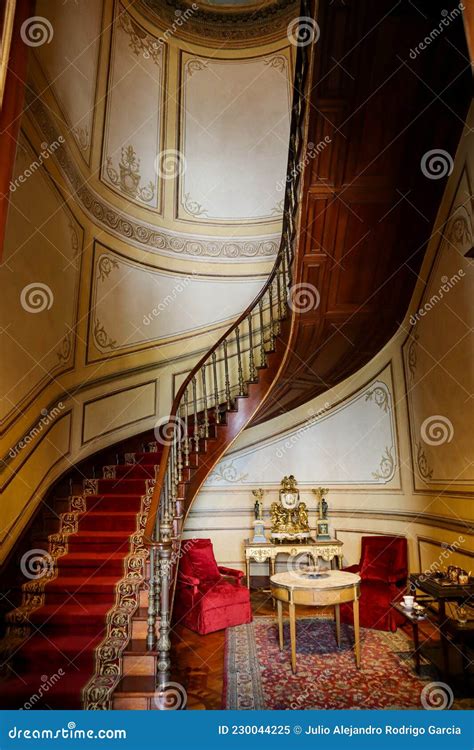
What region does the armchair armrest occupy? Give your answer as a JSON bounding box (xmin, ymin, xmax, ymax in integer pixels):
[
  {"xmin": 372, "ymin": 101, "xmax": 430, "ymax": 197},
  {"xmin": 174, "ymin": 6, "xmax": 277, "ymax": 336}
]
[{"xmin": 218, "ymin": 566, "xmax": 244, "ymax": 582}]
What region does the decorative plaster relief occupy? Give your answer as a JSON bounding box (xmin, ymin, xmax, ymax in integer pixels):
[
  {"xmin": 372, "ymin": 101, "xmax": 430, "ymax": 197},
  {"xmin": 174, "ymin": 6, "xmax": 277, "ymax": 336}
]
[
  {"xmin": 34, "ymin": 0, "xmax": 103, "ymax": 161},
  {"xmin": 88, "ymin": 246, "xmax": 266, "ymax": 359},
  {"xmin": 179, "ymin": 51, "xmax": 292, "ymax": 223},
  {"xmin": 0, "ymin": 138, "xmax": 82, "ymax": 424},
  {"xmin": 27, "ymin": 91, "xmax": 281, "ymax": 261},
  {"xmin": 204, "ymin": 376, "xmax": 399, "ymax": 487},
  {"xmin": 101, "ymin": 4, "xmax": 164, "ymax": 209},
  {"xmin": 403, "ymin": 172, "xmax": 474, "ymax": 489}
]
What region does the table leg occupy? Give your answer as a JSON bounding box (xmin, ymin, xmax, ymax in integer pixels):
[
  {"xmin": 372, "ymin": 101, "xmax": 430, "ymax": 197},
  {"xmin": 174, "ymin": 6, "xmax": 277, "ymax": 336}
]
[
  {"xmin": 270, "ymin": 557, "xmax": 276, "ymax": 609},
  {"xmin": 353, "ymin": 597, "xmax": 361, "ymax": 669},
  {"xmin": 335, "ymin": 604, "xmax": 341, "ymax": 647},
  {"xmin": 438, "ymin": 601, "xmax": 450, "ymax": 679},
  {"xmin": 289, "ymin": 602, "xmax": 297, "ymax": 674},
  {"xmin": 277, "ymin": 600, "xmax": 284, "ymax": 651},
  {"xmin": 412, "ymin": 620, "xmax": 421, "ymax": 675},
  {"xmin": 246, "ymin": 557, "xmax": 250, "ymax": 589}
]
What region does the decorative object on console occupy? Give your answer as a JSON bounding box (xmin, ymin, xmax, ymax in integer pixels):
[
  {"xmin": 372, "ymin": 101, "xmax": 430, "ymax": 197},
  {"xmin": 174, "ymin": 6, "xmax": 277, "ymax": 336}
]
[
  {"xmin": 174, "ymin": 538, "xmax": 252, "ymax": 635},
  {"xmin": 311, "ymin": 487, "xmax": 330, "ymax": 540},
  {"xmin": 340, "ymin": 535, "xmax": 408, "ymax": 631},
  {"xmin": 251, "ymin": 489, "xmax": 267, "ymax": 543},
  {"xmin": 270, "ymin": 476, "xmax": 310, "ymax": 542}
]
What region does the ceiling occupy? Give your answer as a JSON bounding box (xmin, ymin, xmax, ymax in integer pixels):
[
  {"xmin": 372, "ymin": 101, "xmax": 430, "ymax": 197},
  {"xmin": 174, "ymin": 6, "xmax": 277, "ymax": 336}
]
[{"xmin": 135, "ymin": 0, "xmax": 298, "ymax": 45}]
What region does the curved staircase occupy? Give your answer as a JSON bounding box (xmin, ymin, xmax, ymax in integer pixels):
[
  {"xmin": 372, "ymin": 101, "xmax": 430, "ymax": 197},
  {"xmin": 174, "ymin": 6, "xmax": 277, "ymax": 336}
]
[{"xmin": 0, "ymin": 1, "xmax": 313, "ymax": 710}]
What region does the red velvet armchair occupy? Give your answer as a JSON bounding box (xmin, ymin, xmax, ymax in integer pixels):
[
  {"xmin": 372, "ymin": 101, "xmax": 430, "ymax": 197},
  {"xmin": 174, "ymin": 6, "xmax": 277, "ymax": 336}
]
[
  {"xmin": 174, "ymin": 539, "xmax": 252, "ymax": 635},
  {"xmin": 340, "ymin": 535, "xmax": 408, "ymax": 631}
]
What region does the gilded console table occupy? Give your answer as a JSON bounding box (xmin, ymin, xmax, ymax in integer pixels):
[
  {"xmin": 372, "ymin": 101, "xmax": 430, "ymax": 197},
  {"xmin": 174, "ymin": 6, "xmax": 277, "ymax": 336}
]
[{"xmin": 244, "ymin": 538, "xmax": 344, "ymax": 586}]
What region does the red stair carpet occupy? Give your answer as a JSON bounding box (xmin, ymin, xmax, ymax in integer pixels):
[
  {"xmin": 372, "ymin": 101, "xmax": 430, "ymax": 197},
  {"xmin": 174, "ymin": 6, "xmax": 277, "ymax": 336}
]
[{"xmin": 0, "ymin": 445, "xmax": 161, "ymax": 709}]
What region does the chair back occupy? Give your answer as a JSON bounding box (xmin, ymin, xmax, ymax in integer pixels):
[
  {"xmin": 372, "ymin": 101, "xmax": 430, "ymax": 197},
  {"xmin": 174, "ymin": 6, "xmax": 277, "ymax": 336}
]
[
  {"xmin": 179, "ymin": 538, "xmax": 221, "ymax": 582},
  {"xmin": 359, "ymin": 535, "xmax": 408, "ymax": 581}
]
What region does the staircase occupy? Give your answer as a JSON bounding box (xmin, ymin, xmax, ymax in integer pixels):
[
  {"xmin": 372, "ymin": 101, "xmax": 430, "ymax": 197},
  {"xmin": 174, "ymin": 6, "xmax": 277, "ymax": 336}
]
[{"xmin": 0, "ymin": 1, "xmax": 313, "ymax": 710}]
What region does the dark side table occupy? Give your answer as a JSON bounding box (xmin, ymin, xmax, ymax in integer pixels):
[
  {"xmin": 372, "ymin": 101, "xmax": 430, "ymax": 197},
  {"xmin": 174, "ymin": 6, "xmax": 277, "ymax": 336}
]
[{"xmin": 409, "ymin": 573, "xmax": 474, "ymax": 682}]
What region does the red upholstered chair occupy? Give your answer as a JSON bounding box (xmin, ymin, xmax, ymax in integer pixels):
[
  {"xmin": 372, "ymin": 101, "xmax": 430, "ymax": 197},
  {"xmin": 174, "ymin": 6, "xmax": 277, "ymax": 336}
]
[
  {"xmin": 173, "ymin": 538, "xmax": 252, "ymax": 635},
  {"xmin": 340, "ymin": 535, "xmax": 408, "ymax": 631}
]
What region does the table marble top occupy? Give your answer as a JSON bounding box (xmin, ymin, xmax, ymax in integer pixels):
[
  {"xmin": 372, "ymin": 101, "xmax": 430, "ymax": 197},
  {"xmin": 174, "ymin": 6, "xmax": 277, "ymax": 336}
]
[{"xmin": 270, "ymin": 569, "xmax": 360, "ymax": 590}]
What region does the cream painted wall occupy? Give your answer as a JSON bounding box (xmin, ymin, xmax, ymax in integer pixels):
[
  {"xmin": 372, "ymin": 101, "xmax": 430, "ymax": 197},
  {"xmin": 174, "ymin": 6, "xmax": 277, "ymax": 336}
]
[
  {"xmin": 184, "ymin": 109, "xmax": 474, "ymax": 579},
  {"xmin": 0, "ymin": 0, "xmax": 294, "ymax": 564},
  {"xmin": 28, "ymin": 0, "xmax": 293, "ymax": 264}
]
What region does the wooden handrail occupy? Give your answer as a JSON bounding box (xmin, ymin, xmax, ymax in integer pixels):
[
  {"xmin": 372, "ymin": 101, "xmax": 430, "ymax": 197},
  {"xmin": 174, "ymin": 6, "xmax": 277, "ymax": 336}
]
[{"xmin": 144, "ymin": 1, "xmax": 313, "ymax": 545}]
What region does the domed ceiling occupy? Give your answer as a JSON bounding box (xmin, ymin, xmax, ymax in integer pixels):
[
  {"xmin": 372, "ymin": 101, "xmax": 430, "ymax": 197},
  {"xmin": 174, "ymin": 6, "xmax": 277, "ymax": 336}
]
[{"xmin": 136, "ymin": 0, "xmax": 298, "ymax": 46}]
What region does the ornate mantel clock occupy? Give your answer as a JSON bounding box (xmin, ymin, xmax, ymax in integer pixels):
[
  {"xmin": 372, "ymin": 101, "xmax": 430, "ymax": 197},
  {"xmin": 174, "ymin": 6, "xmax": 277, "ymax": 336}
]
[{"xmin": 270, "ymin": 476, "xmax": 311, "ymax": 542}]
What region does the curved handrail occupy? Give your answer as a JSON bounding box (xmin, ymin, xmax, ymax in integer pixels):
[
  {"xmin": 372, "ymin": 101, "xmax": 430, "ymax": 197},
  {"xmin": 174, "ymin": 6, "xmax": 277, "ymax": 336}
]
[{"xmin": 144, "ymin": 1, "xmax": 313, "ymax": 546}]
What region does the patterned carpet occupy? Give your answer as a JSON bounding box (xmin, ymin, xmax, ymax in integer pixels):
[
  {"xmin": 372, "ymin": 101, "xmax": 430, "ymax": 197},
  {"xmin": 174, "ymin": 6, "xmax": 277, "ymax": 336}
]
[{"xmin": 224, "ymin": 616, "xmax": 438, "ymax": 710}]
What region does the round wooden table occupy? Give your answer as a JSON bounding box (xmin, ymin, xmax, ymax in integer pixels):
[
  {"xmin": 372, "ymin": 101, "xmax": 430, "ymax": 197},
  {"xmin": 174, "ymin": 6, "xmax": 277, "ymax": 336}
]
[{"xmin": 270, "ymin": 570, "xmax": 361, "ymax": 674}]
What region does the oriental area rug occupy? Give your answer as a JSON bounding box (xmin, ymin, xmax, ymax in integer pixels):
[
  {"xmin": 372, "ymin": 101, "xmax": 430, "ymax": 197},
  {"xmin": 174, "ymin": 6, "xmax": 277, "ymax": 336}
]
[{"xmin": 223, "ymin": 616, "xmax": 443, "ymax": 710}]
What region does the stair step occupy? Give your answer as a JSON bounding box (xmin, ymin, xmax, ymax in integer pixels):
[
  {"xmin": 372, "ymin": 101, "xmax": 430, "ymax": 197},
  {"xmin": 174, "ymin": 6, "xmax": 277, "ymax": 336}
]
[
  {"xmin": 46, "ymin": 571, "xmax": 117, "ymax": 608},
  {"xmin": 94, "ymin": 479, "xmax": 149, "ymax": 494},
  {"xmin": 29, "ymin": 602, "xmax": 112, "ymax": 634},
  {"xmin": 67, "ymin": 531, "xmax": 132, "ymax": 554},
  {"xmin": 112, "ymin": 464, "xmax": 157, "ymax": 479},
  {"xmin": 128, "ymin": 451, "xmax": 162, "ymax": 466},
  {"xmin": 83, "ymin": 494, "xmax": 143, "ymax": 513},
  {"xmin": 78, "ymin": 511, "xmax": 138, "ymax": 532}
]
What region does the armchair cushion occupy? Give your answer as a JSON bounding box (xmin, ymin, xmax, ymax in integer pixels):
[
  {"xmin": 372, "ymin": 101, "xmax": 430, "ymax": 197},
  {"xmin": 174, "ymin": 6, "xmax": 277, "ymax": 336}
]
[{"xmin": 179, "ymin": 538, "xmax": 220, "ymax": 582}]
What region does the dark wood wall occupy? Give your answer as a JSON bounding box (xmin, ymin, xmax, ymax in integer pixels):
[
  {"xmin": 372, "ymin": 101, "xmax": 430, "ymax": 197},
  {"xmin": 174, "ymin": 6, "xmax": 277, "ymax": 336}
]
[{"xmin": 254, "ymin": 0, "xmax": 472, "ymax": 423}]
